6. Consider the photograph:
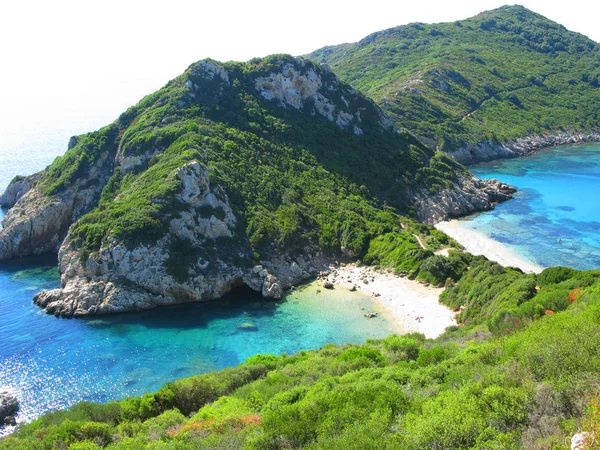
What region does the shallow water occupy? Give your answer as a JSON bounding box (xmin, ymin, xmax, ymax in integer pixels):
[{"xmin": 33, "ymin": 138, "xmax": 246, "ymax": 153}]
[
  {"xmin": 461, "ymin": 143, "xmax": 600, "ymax": 270},
  {"xmin": 0, "ymin": 218, "xmax": 395, "ymax": 430}
]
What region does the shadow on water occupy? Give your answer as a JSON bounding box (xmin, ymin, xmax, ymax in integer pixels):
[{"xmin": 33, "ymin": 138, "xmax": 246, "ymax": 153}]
[
  {"xmin": 0, "ymin": 252, "xmax": 59, "ymax": 274},
  {"xmin": 0, "ymin": 251, "xmax": 282, "ymax": 334},
  {"xmin": 79, "ymin": 285, "xmax": 281, "ymax": 332}
]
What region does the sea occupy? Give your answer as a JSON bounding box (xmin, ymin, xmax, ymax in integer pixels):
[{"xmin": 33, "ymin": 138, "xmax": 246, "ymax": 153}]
[
  {"xmin": 0, "ymin": 124, "xmax": 397, "ymax": 431},
  {"xmin": 459, "ymin": 143, "xmax": 600, "ymax": 270}
]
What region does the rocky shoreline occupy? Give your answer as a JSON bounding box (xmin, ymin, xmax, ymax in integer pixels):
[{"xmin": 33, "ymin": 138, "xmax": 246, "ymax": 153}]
[
  {"xmin": 414, "ymin": 176, "xmax": 516, "ymax": 224},
  {"xmin": 0, "ymin": 392, "xmax": 18, "ymax": 427},
  {"xmin": 449, "ymin": 132, "xmax": 600, "ymax": 165}
]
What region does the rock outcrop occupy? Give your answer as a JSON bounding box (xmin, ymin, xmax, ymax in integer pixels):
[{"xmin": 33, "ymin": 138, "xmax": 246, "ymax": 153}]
[
  {"xmin": 450, "ymin": 132, "xmax": 600, "ymax": 165},
  {"xmin": 0, "ymin": 173, "xmax": 40, "ymax": 209},
  {"xmin": 414, "ymin": 176, "xmax": 516, "ymax": 224},
  {"xmin": 0, "ymin": 133, "xmax": 116, "ymax": 260},
  {"xmin": 33, "ymin": 160, "xmax": 325, "ymax": 316},
  {"xmin": 253, "ymin": 59, "xmax": 397, "ymax": 136},
  {"xmin": 571, "ymin": 432, "xmax": 591, "ymax": 450},
  {"xmin": 0, "ymin": 189, "xmax": 74, "ymax": 258},
  {"xmin": 0, "ymin": 392, "xmax": 18, "ymax": 425}
]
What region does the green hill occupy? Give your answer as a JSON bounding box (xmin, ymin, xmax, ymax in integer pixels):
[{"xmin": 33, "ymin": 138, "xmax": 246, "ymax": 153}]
[
  {"xmin": 308, "ymin": 5, "xmax": 600, "ymax": 158},
  {"xmin": 0, "ymin": 55, "xmax": 506, "ymax": 316}
]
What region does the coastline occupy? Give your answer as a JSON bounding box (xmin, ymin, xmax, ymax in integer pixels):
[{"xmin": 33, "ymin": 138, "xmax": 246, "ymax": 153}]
[
  {"xmin": 450, "ymin": 131, "xmax": 600, "ymax": 165},
  {"xmin": 435, "ymin": 219, "xmax": 544, "ymax": 274},
  {"xmin": 319, "ymin": 264, "xmax": 456, "ymax": 339}
]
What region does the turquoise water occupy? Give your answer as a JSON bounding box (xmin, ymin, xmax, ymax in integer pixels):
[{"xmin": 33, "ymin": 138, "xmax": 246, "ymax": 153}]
[
  {"xmin": 464, "ymin": 143, "xmax": 600, "ymax": 270},
  {"xmin": 0, "ymin": 207, "xmax": 395, "ymax": 429}
]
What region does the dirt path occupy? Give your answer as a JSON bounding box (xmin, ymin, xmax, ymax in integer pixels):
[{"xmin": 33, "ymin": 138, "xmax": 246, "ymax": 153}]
[{"xmin": 413, "ymin": 234, "xmax": 427, "ymax": 250}]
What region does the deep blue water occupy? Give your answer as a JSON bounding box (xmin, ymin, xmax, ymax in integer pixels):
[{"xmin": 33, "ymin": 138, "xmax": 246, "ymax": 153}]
[{"xmin": 464, "ymin": 143, "xmax": 600, "ymax": 270}]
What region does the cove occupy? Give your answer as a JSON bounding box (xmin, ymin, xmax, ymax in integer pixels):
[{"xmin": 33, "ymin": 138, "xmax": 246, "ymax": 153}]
[
  {"xmin": 1, "ymin": 206, "xmax": 396, "ymax": 430},
  {"xmin": 456, "ymin": 143, "xmax": 600, "ymax": 270}
]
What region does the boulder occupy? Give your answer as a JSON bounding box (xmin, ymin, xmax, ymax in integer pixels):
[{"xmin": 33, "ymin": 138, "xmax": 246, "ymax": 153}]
[
  {"xmin": 571, "ymin": 432, "xmax": 590, "ymax": 450},
  {"xmin": 0, "ymin": 392, "xmax": 18, "ymax": 423}
]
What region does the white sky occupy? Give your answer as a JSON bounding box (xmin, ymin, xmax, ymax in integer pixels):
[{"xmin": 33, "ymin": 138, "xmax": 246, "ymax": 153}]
[{"xmin": 0, "ymin": 0, "xmax": 599, "ymax": 145}]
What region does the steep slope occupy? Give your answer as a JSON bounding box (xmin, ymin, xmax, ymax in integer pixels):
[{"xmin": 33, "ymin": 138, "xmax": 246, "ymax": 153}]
[
  {"xmin": 308, "ymin": 5, "xmax": 600, "ymax": 163},
  {"xmin": 0, "ymin": 55, "xmax": 510, "ymax": 316}
]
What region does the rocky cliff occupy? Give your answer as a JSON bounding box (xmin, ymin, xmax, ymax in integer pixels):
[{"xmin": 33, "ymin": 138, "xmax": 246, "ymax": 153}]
[
  {"xmin": 1, "ymin": 55, "xmax": 510, "ymax": 316},
  {"xmin": 414, "ymin": 176, "xmax": 515, "ymax": 224}
]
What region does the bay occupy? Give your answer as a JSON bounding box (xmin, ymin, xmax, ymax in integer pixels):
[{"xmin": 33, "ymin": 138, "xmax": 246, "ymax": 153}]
[
  {"xmin": 0, "ymin": 140, "xmax": 396, "ymax": 431},
  {"xmin": 460, "ymin": 143, "xmax": 600, "ymax": 270}
]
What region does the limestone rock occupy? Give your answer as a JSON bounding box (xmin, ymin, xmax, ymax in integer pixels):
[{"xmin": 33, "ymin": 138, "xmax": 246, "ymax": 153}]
[
  {"xmin": 190, "ymin": 60, "xmax": 230, "ymax": 85},
  {"xmin": 254, "ymin": 57, "xmax": 397, "ymax": 134},
  {"xmin": 413, "ymin": 175, "xmax": 516, "ymax": 225},
  {"xmin": 0, "ymin": 144, "xmax": 115, "ymax": 260},
  {"xmin": 0, "ymin": 189, "xmax": 73, "ymax": 259},
  {"xmin": 571, "ymin": 432, "xmax": 590, "ymax": 450},
  {"xmin": 0, "ymin": 173, "xmax": 40, "ymax": 209},
  {"xmin": 262, "ymin": 275, "xmax": 283, "ymax": 299},
  {"xmin": 30, "ymin": 158, "xmax": 337, "ymax": 316}
]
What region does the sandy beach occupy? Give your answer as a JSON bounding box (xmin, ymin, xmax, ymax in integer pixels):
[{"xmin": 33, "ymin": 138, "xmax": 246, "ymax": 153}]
[
  {"xmin": 435, "ymin": 220, "xmax": 544, "ymax": 274},
  {"xmin": 319, "ymin": 264, "xmax": 456, "ymax": 339}
]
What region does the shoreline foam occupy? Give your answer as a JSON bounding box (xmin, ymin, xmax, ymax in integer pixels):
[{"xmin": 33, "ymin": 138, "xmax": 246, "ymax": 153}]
[
  {"xmin": 319, "ymin": 264, "xmax": 456, "ymax": 339},
  {"xmin": 435, "ymin": 219, "xmax": 544, "ymax": 274}
]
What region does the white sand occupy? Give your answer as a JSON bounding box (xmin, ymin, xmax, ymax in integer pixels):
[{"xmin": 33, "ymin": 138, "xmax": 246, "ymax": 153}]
[
  {"xmin": 321, "ymin": 264, "xmax": 456, "ymax": 339},
  {"xmin": 435, "ymin": 220, "xmax": 544, "ymax": 274}
]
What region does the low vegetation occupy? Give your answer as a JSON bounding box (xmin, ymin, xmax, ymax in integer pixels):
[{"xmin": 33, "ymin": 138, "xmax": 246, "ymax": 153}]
[
  {"xmin": 3, "ymin": 264, "xmax": 600, "ymax": 449},
  {"xmin": 309, "ymin": 5, "xmax": 600, "ymax": 151}
]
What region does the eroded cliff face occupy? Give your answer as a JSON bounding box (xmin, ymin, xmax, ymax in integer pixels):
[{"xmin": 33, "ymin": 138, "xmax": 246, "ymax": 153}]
[
  {"xmin": 0, "ymin": 173, "xmax": 40, "ymax": 209},
  {"xmin": 0, "ymin": 150, "xmax": 114, "ymax": 259},
  {"xmin": 413, "ymin": 176, "xmax": 516, "ymax": 224},
  {"xmin": 33, "ymin": 160, "xmax": 327, "ymax": 316}
]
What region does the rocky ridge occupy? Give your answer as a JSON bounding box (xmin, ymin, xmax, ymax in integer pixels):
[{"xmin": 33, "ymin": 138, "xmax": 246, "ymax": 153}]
[
  {"xmin": 449, "ymin": 132, "xmax": 600, "ymax": 165},
  {"xmin": 33, "ymin": 160, "xmax": 328, "ymax": 316}
]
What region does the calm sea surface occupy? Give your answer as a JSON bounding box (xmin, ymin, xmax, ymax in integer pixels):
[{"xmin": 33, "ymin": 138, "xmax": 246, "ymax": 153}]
[
  {"xmin": 0, "ymin": 135, "xmax": 396, "ymax": 430},
  {"xmin": 463, "ymin": 143, "xmax": 600, "ymax": 270}
]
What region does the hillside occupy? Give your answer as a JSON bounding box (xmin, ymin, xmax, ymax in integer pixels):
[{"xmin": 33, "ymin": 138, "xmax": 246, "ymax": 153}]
[
  {"xmin": 3, "ymin": 263, "xmax": 600, "ymax": 448},
  {"xmin": 0, "ymin": 55, "xmax": 510, "ymax": 316},
  {"xmin": 308, "ymin": 5, "xmax": 600, "ymax": 163}
]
